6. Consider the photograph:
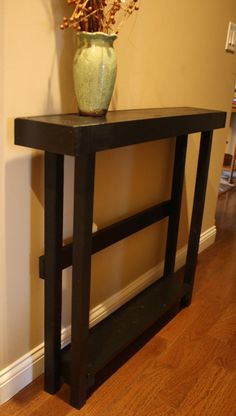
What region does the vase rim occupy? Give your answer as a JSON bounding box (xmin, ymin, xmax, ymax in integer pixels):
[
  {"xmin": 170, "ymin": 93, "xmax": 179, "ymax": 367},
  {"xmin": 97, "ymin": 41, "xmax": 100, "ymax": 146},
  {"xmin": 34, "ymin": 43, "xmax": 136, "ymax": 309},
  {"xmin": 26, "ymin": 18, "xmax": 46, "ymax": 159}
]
[{"xmin": 77, "ymin": 31, "xmax": 117, "ymax": 41}]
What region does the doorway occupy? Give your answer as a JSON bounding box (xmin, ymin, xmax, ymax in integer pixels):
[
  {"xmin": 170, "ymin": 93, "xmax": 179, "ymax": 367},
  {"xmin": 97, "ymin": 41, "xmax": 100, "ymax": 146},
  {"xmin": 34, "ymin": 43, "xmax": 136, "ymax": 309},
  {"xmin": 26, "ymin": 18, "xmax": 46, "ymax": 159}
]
[{"xmin": 219, "ymin": 86, "xmax": 236, "ymax": 194}]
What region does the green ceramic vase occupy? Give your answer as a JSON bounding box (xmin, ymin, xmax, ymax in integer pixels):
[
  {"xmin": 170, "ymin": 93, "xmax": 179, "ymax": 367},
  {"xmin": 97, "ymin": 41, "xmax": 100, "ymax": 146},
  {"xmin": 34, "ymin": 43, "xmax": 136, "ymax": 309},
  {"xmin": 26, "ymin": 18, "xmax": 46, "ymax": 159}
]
[{"xmin": 73, "ymin": 32, "xmax": 117, "ymax": 116}]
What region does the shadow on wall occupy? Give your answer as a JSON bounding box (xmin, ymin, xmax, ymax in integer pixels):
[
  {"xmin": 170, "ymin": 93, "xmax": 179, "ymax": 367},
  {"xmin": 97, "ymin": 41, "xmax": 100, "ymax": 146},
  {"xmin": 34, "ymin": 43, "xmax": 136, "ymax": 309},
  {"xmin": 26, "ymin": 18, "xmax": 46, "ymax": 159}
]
[
  {"xmin": 4, "ymin": 155, "xmax": 44, "ymax": 366},
  {"xmin": 3, "ymin": 155, "xmax": 75, "ymax": 367},
  {"xmin": 45, "ymin": 0, "xmax": 77, "ymax": 113},
  {"xmin": 29, "ymin": 155, "xmax": 44, "ymax": 354},
  {"xmin": 2, "ymin": 1, "xmax": 77, "ymax": 366},
  {"xmin": 3, "ymin": 152, "xmax": 72, "ymax": 362}
]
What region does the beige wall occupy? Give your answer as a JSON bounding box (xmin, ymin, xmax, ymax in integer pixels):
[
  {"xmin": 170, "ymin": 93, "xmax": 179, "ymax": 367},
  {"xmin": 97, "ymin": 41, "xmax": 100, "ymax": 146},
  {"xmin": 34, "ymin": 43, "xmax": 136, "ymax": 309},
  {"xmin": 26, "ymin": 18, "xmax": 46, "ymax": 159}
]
[
  {"xmin": 0, "ymin": 0, "xmax": 6, "ymax": 371},
  {"xmin": 0, "ymin": 0, "xmax": 236, "ymax": 371}
]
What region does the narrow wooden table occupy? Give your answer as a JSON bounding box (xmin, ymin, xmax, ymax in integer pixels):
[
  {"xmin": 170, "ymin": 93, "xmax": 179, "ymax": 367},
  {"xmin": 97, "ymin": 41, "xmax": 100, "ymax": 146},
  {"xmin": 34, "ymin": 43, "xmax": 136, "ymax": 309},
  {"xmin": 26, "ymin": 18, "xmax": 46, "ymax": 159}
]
[{"xmin": 15, "ymin": 107, "xmax": 226, "ymax": 409}]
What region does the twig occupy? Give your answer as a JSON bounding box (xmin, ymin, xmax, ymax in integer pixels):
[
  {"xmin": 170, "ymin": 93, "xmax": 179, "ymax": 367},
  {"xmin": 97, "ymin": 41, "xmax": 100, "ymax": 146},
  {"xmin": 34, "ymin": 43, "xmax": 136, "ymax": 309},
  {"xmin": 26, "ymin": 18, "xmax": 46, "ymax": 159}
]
[{"xmin": 60, "ymin": 0, "xmax": 140, "ymax": 34}]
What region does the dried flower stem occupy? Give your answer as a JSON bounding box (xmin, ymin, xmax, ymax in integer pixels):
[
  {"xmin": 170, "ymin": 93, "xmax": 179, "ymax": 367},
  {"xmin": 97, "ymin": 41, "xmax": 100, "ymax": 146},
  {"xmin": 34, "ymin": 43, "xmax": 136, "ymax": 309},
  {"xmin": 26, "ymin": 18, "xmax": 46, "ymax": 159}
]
[{"xmin": 60, "ymin": 0, "xmax": 140, "ymax": 34}]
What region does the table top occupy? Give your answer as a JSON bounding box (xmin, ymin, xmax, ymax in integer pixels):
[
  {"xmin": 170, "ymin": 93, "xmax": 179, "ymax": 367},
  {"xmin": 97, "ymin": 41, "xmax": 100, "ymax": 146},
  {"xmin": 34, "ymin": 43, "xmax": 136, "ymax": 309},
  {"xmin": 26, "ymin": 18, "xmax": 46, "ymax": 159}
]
[{"xmin": 15, "ymin": 107, "xmax": 226, "ymax": 155}]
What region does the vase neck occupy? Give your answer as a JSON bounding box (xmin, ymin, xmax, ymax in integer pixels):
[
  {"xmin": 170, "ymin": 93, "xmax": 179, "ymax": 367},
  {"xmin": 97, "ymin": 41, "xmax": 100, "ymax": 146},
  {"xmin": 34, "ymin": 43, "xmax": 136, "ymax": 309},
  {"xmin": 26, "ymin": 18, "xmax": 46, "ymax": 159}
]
[{"xmin": 77, "ymin": 31, "xmax": 117, "ymax": 47}]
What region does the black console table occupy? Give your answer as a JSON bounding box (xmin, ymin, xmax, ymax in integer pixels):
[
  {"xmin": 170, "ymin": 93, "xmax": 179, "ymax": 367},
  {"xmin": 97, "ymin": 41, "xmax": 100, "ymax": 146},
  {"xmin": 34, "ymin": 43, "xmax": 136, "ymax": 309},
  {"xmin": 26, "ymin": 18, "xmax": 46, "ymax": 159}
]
[{"xmin": 15, "ymin": 107, "xmax": 226, "ymax": 409}]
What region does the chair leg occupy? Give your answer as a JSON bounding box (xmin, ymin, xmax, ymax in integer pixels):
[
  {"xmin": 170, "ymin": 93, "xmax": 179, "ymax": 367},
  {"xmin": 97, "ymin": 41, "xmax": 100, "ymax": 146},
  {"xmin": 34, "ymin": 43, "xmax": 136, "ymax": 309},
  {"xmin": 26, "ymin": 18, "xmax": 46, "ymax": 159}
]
[{"xmin": 229, "ymin": 145, "xmax": 236, "ymax": 184}]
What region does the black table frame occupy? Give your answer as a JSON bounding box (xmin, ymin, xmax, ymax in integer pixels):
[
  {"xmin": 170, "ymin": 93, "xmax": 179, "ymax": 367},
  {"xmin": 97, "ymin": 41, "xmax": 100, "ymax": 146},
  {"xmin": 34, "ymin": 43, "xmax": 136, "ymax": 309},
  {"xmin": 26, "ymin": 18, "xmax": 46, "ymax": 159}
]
[{"xmin": 15, "ymin": 107, "xmax": 226, "ymax": 409}]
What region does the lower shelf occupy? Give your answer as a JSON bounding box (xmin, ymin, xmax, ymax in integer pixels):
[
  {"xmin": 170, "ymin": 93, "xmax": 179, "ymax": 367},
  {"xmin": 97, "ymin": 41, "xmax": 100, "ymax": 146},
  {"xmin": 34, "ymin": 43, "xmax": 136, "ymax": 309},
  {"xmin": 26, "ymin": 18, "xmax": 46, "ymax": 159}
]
[{"xmin": 61, "ymin": 277, "xmax": 190, "ymax": 386}]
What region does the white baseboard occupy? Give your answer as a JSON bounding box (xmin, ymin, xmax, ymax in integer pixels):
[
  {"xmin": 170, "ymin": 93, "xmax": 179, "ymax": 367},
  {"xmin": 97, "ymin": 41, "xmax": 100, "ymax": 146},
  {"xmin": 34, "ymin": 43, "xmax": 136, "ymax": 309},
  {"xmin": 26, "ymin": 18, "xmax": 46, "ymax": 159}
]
[
  {"xmin": 0, "ymin": 225, "xmax": 216, "ymax": 405},
  {"xmin": 198, "ymin": 225, "xmax": 216, "ymax": 254}
]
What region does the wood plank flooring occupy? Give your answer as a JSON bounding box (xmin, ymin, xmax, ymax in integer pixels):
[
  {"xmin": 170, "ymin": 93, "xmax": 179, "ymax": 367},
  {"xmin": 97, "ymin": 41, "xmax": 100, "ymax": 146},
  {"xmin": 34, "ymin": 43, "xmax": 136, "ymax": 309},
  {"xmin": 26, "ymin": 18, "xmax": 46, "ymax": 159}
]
[{"xmin": 1, "ymin": 188, "xmax": 236, "ymax": 416}]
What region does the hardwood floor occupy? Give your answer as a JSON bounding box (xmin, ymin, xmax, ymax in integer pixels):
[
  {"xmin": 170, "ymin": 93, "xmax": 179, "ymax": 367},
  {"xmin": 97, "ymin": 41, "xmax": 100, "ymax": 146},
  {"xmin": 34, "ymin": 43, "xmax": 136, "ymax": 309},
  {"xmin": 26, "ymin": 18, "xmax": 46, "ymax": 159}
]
[{"xmin": 1, "ymin": 188, "xmax": 236, "ymax": 416}]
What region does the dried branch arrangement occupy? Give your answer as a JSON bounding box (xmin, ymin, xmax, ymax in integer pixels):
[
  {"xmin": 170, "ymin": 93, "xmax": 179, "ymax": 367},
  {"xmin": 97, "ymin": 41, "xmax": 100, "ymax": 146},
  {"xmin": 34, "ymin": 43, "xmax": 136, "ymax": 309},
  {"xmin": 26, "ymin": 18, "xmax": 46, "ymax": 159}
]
[{"xmin": 60, "ymin": 0, "xmax": 140, "ymax": 34}]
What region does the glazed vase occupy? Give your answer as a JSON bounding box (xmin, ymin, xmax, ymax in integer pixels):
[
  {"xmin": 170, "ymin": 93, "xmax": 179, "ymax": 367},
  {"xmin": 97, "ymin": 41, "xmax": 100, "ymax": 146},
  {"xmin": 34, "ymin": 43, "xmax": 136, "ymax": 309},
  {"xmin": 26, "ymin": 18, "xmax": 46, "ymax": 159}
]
[{"xmin": 73, "ymin": 31, "xmax": 117, "ymax": 116}]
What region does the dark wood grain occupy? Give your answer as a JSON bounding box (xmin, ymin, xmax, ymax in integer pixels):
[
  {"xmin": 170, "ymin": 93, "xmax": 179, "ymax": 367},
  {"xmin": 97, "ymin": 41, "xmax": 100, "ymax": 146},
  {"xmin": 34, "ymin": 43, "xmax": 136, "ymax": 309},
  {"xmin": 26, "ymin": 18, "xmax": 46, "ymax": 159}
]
[
  {"xmin": 15, "ymin": 107, "xmax": 226, "ymax": 155},
  {"xmin": 182, "ymin": 130, "xmax": 213, "ymax": 305},
  {"xmin": 39, "ymin": 200, "xmax": 172, "ymax": 279},
  {"xmin": 61, "ymin": 278, "xmax": 191, "ymax": 385},
  {"xmin": 70, "ymin": 153, "xmax": 96, "ymax": 408},
  {"xmin": 44, "ymin": 153, "xmax": 64, "ymax": 393},
  {"xmin": 164, "ymin": 135, "xmax": 188, "ymax": 278}
]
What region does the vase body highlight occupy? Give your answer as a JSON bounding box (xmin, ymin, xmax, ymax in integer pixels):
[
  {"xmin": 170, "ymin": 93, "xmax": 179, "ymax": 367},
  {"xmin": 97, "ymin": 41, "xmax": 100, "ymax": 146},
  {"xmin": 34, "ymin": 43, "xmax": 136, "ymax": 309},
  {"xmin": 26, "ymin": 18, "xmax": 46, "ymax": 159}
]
[{"xmin": 73, "ymin": 32, "xmax": 117, "ymax": 116}]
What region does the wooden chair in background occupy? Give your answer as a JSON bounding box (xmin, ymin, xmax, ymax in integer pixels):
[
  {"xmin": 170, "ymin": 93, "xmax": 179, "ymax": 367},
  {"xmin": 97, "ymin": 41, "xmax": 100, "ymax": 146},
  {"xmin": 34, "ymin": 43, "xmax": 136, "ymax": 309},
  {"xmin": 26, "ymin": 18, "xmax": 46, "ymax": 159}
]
[{"xmin": 223, "ymin": 145, "xmax": 236, "ymax": 183}]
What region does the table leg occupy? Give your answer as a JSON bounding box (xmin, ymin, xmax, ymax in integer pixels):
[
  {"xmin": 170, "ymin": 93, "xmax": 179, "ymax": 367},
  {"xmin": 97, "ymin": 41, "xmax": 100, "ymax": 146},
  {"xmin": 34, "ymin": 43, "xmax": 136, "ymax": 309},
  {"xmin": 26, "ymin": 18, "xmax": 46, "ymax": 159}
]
[
  {"xmin": 70, "ymin": 153, "xmax": 96, "ymax": 409},
  {"xmin": 164, "ymin": 135, "xmax": 188, "ymax": 278},
  {"xmin": 44, "ymin": 152, "xmax": 64, "ymax": 393},
  {"xmin": 182, "ymin": 130, "xmax": 213, "ymax": 306}
]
